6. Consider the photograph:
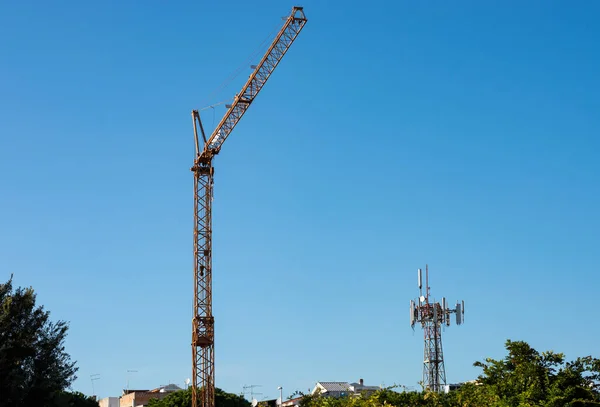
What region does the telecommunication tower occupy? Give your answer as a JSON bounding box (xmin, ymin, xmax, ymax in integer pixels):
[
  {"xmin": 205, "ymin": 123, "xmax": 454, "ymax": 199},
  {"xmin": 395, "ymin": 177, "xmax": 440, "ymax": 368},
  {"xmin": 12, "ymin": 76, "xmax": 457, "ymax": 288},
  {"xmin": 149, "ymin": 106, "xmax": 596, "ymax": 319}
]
[{"xmin": 409, "ymin": 265, "xmax": 464, "ymax": 392}]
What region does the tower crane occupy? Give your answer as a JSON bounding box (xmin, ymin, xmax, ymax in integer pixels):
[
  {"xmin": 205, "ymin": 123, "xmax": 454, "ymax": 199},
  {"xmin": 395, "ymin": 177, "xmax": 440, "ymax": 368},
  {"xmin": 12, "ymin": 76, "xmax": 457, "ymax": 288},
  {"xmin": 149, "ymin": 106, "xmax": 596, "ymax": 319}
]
[{"xmin": 190, "ymin": 7, "xmax": 307, "ymax": 407}]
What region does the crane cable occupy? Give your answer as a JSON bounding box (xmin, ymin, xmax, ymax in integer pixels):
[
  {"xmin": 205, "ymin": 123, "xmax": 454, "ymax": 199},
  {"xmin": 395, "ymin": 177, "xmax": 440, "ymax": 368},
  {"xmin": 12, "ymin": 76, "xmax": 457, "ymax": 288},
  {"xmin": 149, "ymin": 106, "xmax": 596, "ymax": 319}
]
[
  {"xmin": 199, "ymin": 19, "xmax": 283, "ymax": 108},
  {"xmin": 199, "ymin": 100, "xmax": 228, "ymax": 129}
]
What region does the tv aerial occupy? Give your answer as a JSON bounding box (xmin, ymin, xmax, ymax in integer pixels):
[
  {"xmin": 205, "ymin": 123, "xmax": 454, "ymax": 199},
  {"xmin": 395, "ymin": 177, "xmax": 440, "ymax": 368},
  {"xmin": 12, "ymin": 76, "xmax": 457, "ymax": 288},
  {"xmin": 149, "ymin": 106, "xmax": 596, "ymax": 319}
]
[
  {"xmin": 243, "ymin": 384, "xmax": 263, "ymax": 402},
  {"xmin": 90, "ymin": 374, "xmax": 100, "ymax": 397}
]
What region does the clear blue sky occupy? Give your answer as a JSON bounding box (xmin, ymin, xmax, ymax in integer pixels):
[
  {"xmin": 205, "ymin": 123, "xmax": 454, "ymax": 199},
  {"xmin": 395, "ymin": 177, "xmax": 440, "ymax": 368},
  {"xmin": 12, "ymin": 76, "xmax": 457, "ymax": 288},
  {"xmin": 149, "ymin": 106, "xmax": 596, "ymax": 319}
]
[{"xmin": 1, "ymin": 0, "xmax": 599, "ymax": 401}]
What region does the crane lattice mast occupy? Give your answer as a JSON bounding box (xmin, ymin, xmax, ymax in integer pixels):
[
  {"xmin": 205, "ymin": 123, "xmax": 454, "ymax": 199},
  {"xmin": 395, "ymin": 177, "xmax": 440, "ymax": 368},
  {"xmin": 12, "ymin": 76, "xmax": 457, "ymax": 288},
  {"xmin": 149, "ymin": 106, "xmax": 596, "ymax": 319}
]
[{"xmin": 190, "ymin": 7, "xmax": 307, "ymax": 407}]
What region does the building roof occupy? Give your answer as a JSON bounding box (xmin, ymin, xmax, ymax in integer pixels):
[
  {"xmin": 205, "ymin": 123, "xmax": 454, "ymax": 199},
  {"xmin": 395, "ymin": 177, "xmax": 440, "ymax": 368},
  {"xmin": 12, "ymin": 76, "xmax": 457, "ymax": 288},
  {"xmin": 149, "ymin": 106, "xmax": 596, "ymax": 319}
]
[
  {"xmin": 122, "ymin": 383, "xmax": 182, "ymax": 395},
  {"xmin": 317, "ymin": 382, "xmax": 351, "ymax": 392},
  {"xmin": 149, "ymin": 384, "xmax": 182, "ymax": 393},
  {"xmin": 350, "ymin": 382, "xmax": 380, "ymax": 389},
  {"xmin": 281, "ymin": 396, "xmax": 303, "ymax": 404},
  {"xmin": 122, "ymin": 389, "xmax": 149, "ymax": 395}
]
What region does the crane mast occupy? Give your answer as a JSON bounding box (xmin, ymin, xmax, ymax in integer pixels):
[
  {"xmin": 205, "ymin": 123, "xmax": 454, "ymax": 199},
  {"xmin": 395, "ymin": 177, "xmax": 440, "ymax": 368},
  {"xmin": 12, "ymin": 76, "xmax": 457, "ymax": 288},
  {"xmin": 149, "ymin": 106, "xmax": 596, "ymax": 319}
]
[{"xmin": 190, "ymin": 7, "xmax": 307, "ymax": 407}]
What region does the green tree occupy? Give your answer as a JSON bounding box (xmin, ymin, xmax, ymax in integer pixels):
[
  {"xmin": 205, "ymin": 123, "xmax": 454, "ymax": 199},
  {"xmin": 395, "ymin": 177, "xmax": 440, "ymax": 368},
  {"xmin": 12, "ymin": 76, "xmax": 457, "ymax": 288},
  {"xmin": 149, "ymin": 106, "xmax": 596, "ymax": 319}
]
[
  {"xmin": 0, "ymin": 276, "xmax": 78, "ymax": 407},
  {"xmin": 147, "ymin": 387, "xmax": 252, "ymax": 407},
  {"xmin": 54, "ymin": 391, "xmax": 99, "ymax": 407},
  {"xmin": 452, "ymin": 382, "xmax": 498, "ymax": 407},
  {"xmin": 473, "ymin": 339, "xmax": 600, "ymax": 407},
  {"xmin": 298, "ymin": 386, "xmax": 432, "ymax": 407}
]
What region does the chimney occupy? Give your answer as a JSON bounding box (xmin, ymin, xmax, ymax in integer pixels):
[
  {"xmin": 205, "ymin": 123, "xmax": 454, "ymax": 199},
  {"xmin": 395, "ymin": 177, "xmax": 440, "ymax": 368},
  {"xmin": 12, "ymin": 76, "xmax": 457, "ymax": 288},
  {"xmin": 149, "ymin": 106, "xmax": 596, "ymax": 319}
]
[{"xmin": 359, "ymin": 379, "xmax": 364, "ymax": 386}]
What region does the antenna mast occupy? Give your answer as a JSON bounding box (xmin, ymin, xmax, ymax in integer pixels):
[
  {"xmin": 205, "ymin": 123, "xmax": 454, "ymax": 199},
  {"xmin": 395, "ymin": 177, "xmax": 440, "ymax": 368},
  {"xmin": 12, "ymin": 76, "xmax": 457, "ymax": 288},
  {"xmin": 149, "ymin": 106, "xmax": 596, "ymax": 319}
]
[
  {"xmin": 90, "ymin": 374, "xmax": 100, "ymax": 399},
  {"xmin": 242, "ymin": 384, "xmax": 263, "ymax": 401},
  {"xmin": 410, "ymin": 265, "xmax": 465, "ymax": 392}
]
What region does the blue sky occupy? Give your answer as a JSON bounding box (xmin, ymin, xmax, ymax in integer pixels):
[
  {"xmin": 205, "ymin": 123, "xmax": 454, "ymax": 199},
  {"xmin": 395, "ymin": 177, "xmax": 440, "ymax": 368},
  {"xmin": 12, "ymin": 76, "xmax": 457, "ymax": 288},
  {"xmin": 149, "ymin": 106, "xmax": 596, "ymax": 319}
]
[{"xmin": 1, "ymin": 0, "xmax": 599, "ymax": 401}]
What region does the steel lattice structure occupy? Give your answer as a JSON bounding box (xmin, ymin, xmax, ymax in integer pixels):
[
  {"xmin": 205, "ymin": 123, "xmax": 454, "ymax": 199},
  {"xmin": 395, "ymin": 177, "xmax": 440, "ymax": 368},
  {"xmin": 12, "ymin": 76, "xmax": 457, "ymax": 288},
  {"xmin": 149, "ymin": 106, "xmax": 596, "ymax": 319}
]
[
  {"xmin": 190, "ymin": 7, "xmax": 307, "ymax": 407},
  {"xmin": 410, "ymin": 265, "xmax": 464, "ymax": 393},
  {"xmin": 421, "ymin": 302, "xmax": 446, "ymax": 392}
]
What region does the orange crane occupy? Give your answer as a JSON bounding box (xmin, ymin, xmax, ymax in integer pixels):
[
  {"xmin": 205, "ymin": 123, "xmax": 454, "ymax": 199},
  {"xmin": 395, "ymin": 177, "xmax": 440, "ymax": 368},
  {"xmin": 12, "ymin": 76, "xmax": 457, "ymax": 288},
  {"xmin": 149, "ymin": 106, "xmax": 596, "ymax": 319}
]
[{"xmin": 190, "ymin": 7, "xmax": 307, "ymax": 407}]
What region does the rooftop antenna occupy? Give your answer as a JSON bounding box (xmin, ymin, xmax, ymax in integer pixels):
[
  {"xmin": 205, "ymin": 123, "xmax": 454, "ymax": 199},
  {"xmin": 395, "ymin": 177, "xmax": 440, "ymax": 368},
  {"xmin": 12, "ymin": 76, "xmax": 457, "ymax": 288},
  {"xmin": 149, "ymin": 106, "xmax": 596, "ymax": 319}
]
[
  {"xmin": 90, "ymin": 374, "xmax": 100, "ymax": 399},
  {"xmin": 242, "ymin": 384, "xmax": 263, "ymax": 401},
  {"xmin": 126, "ymin": 369, "xmax": 138, "ymax": 393},
  {"xmin": 409, "ymin": 265, "xmax": 465, "ymax": 392}
]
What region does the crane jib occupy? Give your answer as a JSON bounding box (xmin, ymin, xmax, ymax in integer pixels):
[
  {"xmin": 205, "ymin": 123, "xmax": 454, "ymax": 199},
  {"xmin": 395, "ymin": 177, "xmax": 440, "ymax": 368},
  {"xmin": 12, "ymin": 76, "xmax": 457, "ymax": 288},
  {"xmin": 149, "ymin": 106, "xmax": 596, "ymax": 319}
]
[{"xmin": 203, "ymin": 6, "xmax": 307, "ymax": 155}]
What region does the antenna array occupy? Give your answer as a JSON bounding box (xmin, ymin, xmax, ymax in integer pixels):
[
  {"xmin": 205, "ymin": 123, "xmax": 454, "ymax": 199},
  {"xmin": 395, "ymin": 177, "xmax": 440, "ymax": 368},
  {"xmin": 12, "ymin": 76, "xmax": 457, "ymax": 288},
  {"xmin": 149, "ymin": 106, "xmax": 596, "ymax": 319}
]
[{"xmin": 410, "ymin": 265, "xmax": 465, "ymax": 393}]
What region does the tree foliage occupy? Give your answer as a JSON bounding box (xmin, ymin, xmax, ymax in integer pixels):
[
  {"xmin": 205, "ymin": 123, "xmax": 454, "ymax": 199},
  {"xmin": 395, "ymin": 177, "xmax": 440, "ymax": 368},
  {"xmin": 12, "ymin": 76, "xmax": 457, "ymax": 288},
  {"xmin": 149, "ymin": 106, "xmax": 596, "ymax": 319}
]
[
  {"xmin": 0, "ymin": 276, "xmax": 78, "ymax": 407},
  {"xmin": 472, "ymin": 339, "xmax": 600, "ymax": 407},
  {"xmin": 54, "ymin": 391, "xmax": 99, "ymax": 407},
  {"xmin": 147, "ymin": 387, "xmax": 252, "ymax": 407},
  {"xmin": 298, "ymin": 340, "xmax": 599, "ymax": 407}
]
